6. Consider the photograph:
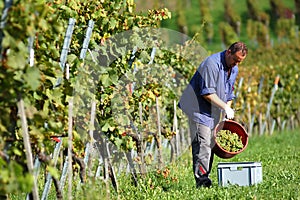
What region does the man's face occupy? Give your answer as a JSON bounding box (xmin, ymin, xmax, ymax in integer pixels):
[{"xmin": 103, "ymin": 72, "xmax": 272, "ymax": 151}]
[{"xmin": 226, "ymin": 50, "xmax": 247, "ymax": 68}]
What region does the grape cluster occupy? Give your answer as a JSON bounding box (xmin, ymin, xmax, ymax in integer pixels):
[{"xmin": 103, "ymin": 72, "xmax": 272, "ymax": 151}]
[{"xmin": 216, "ymin": 130, "xmax": 244, "ymax": 152}]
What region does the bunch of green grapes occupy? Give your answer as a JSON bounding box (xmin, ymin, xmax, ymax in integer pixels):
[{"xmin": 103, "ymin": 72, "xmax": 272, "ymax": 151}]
[{"xmin": 216, "ymin": 130, "xmax": 244, "ymax": 152}]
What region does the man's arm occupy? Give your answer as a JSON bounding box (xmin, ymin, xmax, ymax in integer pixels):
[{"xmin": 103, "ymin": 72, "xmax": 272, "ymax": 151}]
[
  {"xmin": 226, "ymin": 100, "xmax": 233, "ymax": 107},
  {"xmin": 203, "ymin": 93, "xmax": 234, "ymax": 119},
  {"xmin": 203, "ymin": 93, "xmax": 228, "ymax": 110}
]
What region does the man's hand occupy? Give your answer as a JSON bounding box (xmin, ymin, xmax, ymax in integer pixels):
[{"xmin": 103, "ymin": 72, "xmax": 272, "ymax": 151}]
[
  {"xmin": 202, "ymin": 94, "xmax": 235, "ymax": 119},
  {"xmin": 224, "ymin": 105, "xmax": 235, "ymax": 119}
]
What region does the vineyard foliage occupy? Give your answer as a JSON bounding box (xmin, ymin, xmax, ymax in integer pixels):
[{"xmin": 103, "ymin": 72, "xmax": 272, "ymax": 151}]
[
  {"xmin": 236, "ymin": 43, "xmax": 300, "ymax": 132},
  {"xmin": 0, "ymin": 0, "xmax": 175, "ymax": 194},
  {"xmin": 0, "ymin": 0, "xmax": 300, "ymax": 197}
]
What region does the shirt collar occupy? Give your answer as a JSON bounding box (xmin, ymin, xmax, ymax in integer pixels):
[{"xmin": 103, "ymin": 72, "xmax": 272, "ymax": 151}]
[{"xmin": 221, "ymin": 50, "xmax": 229, "ymax": 70}]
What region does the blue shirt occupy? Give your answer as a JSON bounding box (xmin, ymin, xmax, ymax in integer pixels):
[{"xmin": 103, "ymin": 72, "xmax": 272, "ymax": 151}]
[{"xmin": 179, "ymin": 51, "xmax": 238, "ymax": 129}]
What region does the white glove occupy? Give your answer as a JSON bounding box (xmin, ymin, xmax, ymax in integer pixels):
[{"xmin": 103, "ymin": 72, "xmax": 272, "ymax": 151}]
[{"xmin": 224, "ymin": 105, "xmax": 235, "ymax": 119}]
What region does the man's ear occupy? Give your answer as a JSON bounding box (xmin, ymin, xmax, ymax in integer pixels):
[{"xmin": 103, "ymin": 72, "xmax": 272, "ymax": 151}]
[{"xmin": 226, "ymin": 49, "xmax": 232, "ymax": 55}]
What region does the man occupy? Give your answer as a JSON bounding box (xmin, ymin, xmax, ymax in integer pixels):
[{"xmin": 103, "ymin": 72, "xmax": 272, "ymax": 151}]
[{"xmin": 178, "ymin": 42, "xmax": 248, "ymax": 187}]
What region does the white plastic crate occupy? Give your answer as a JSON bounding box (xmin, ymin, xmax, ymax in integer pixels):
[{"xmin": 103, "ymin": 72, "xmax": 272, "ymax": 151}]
[{"xmin": 217, "ymin": 162, "xmax": 262, "ymax": 186}]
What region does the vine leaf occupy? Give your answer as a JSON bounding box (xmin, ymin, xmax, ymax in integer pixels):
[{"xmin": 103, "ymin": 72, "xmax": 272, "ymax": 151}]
[{"xmin": 24, "ymin": 67, "xmax": 41, "ymax": 90}]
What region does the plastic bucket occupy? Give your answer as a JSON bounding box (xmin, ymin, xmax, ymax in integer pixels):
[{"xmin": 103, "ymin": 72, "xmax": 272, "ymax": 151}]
[{"xmin": 212, "ymin": 120, "xmax": 248, "ymax": 159}]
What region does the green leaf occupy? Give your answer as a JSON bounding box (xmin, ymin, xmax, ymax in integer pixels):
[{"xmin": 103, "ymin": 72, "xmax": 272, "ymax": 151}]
[
  {"xmin": 48, "ymin": 166, "xmax": 59, "ymax": 179},
  {"xmin": 7, "ymin": 52, "xmax": 27, "ymax": 70},
  {"xmin": 67, "ymin": 54, "xmax": 78, "ymax": 64},
  {"xmin": 114, "ymin": 137, "xmax": 123, "ymax": 148},
  {"xmin": 33, "ymin": 91, "xmax": 42, "ymax": 100},
  {"xmin": 39, "ymin": 18, "xmax": 49, "ymax": 31},
  {"xmin": 12, "ymin": 148, "xmax": 22, "ymax": 156},
  {"xmin": 100, "ymin": 74, "xmax": 112, "ymax": 87},
  {"xmin": 109, "ymin": 18, "xmax": 117, "ymax": 30},
  {"xmin": 24, "ymin": 67, "xmax": 41, "ymax": 90},
  {"xmin": 102, "ymin": 122, "xmax": 110, "ymax": 132},
  {"xmin": 109, "ymin": 72, "xmax": 119, "ymax": 85}
]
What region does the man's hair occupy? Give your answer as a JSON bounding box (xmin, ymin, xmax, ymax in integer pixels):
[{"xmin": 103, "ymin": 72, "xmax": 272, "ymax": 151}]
[{"xmin": 228, "ymin": 42, "xmax": 248, "ymax": 56}]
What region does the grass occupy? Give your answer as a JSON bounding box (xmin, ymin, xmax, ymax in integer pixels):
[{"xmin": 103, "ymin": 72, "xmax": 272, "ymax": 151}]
[
  {"xmin": 112, "ymin": 128, "xmax": 300, "ymax": 200},
  {"xmin": 8, "ymin": 129, "xmax": 300, "ymax": 199}
]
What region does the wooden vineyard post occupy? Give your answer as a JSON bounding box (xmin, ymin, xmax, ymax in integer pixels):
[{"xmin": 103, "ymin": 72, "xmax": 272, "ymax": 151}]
[
  {"xmin": 297, "ymin": 108, "xmax": 300, "ymax": 128},
  {"xmin": 247, "ymin": 102, "xmax": 251, "ymax": 135},
  {"xmin": 17, "ymin": 98, "xmax": 39, "ymax": 200},
  {"xmin": 175, "ymin": 100, "xmax": 180, "ymax": 157},
  {"xmin": 67, "ymin": 97, "xmax": 73, "ymax": 200},
  {"xmin": 66, "ymin": 24, "xmax": 73, "ymax": 198},
  {"xmin": 138, "ymin": 102, "xmax": 146, "ymax": 175},
  {"xmin": 170, "ymin": 100, "xmax": 178, "ymax": 162},
  {"xmin": 259, "ymin": 113, "xmax": 263, "ymax": 135},
  {"xmin": 155, "ymin": 96, "xmax": 163, "ymax": 169}
]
